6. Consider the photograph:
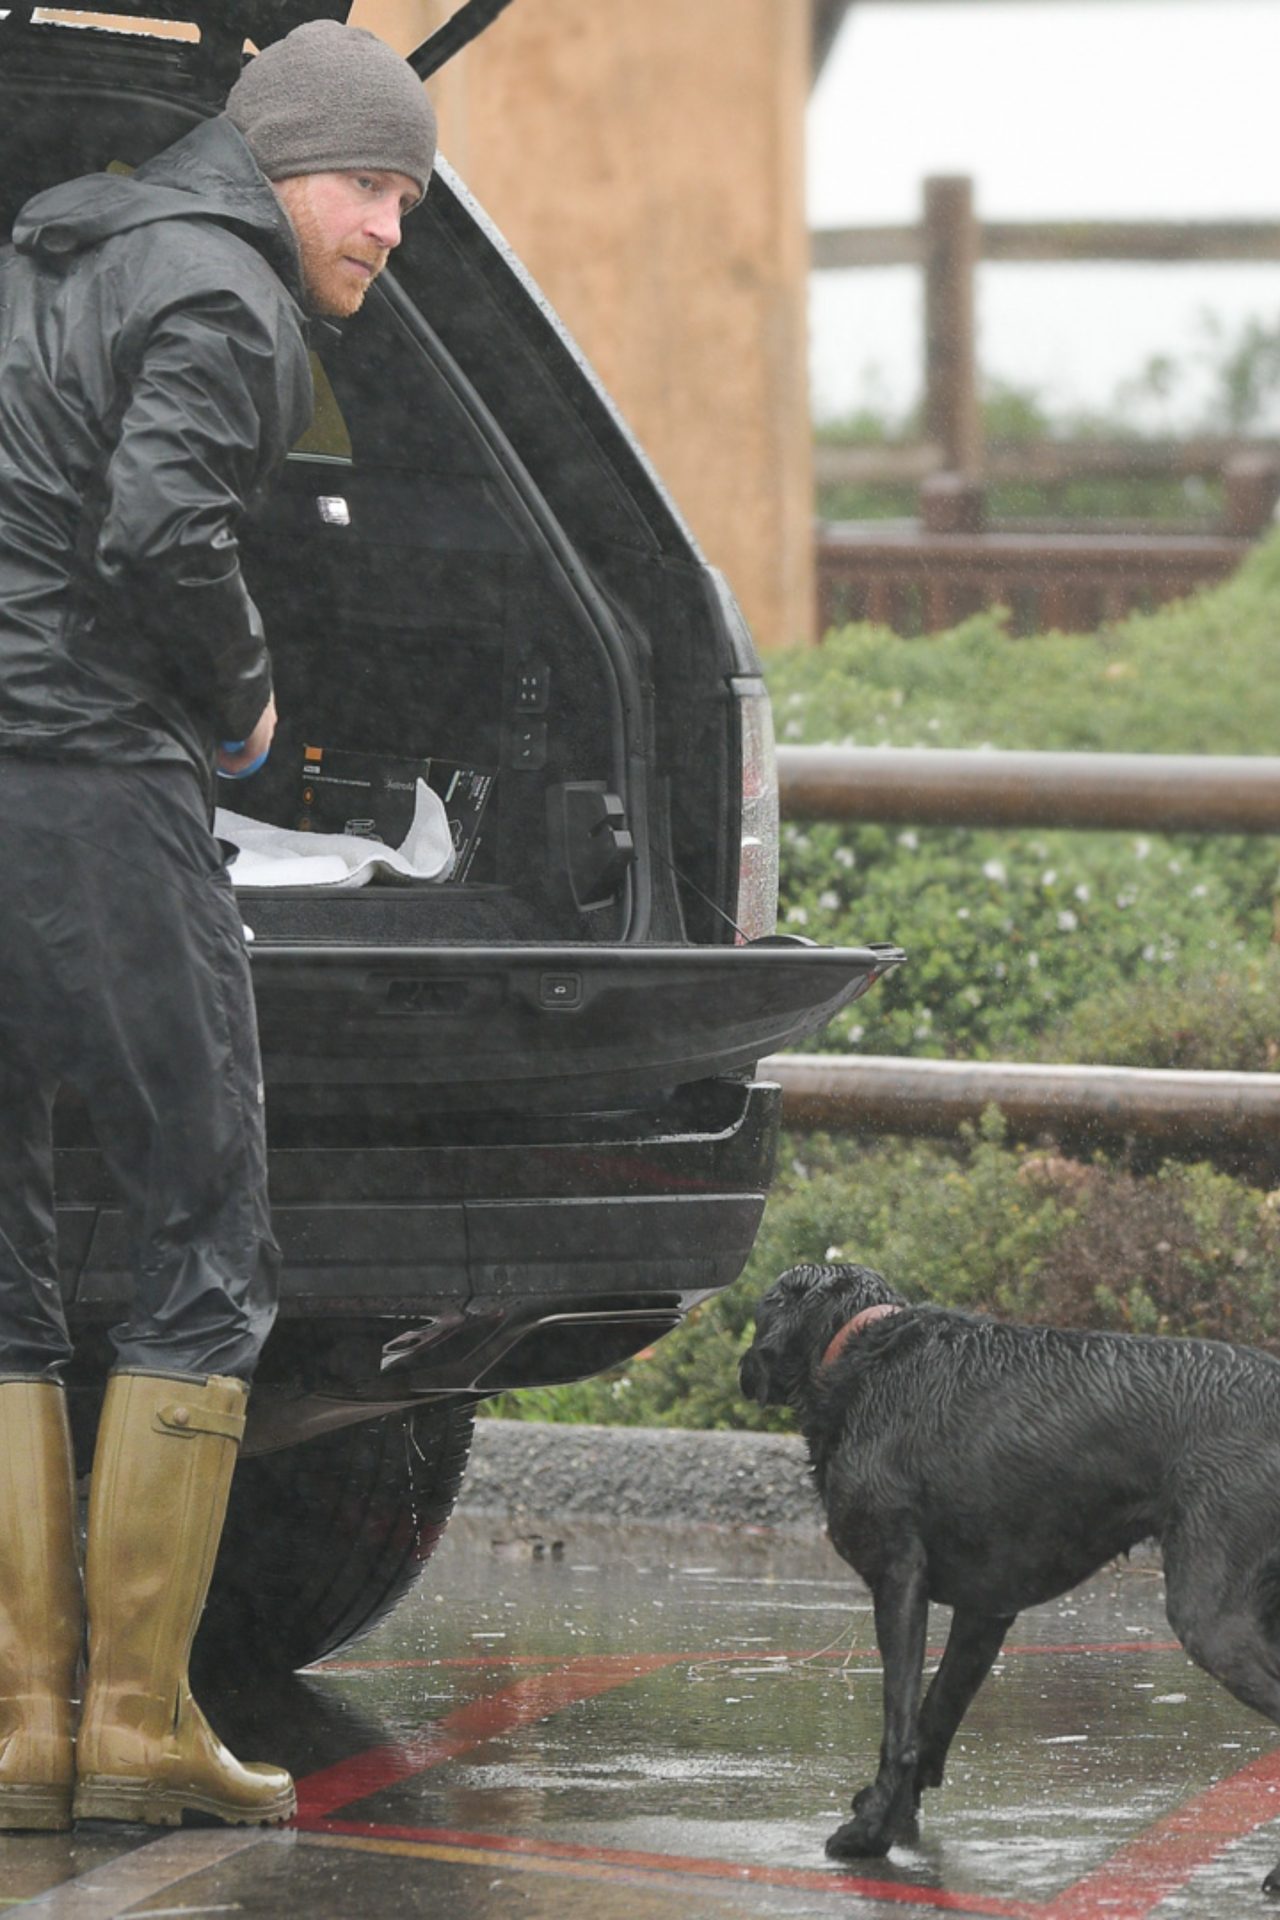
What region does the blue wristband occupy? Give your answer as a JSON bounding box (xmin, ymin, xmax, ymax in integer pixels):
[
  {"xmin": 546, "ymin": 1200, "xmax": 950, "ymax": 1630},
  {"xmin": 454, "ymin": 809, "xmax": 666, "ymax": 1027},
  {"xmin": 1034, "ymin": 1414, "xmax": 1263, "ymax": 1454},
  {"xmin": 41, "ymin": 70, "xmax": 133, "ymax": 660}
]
[{"xmin": 217, "ymin": 741, "xmax": 270, "ymax": 780}]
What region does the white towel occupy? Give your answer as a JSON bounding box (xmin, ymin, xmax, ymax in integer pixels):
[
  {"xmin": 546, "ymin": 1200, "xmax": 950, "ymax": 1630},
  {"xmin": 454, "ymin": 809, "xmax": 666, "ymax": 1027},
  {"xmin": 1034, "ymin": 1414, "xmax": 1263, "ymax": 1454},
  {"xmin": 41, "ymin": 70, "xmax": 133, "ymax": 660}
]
[{"xmin": 217, "ymin": 778, "xmax": 456, "ymax": 889}]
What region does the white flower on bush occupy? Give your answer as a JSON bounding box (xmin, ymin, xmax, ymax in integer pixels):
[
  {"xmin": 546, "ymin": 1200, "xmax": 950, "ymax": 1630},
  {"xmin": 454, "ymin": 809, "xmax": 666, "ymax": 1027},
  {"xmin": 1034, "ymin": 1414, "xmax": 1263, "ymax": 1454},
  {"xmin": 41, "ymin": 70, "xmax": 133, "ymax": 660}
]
[
  {"xmin": 818, "ymin": 889, "xmax": 840, "ymax": 910},
  {"xmin": 1074, "ymin": 883, "xmax": 1090, "ymax": 902},
  {"xmin": 1134, "ymin": 838, "xmax": 1151, "ymax": 859},
  {"xmin": 825, "ymin": 1244, "xmax": 845, "ymax": 1261},
  {"xmin": 898, "ymin": 830, "xmax": 919, "ymax": 850},
  {"xmin": 1057, "ymin": 909, "xmax": 1079, "ymax": 932},
  {"xmin": 956, "ymin": 906, "xmax": 970, "ymax": 920},
  {"xmin": 784, "ymin": 718, "xmax": 803, "ymax": 739},
  {"xmin": 1116, "ymin": 889, "xmax": 1137, "ymax": 909},
  {"xmin": 786, "ymin": 906, "xmax": 809, "ymax": 925},
  {"xmin": 1027, "ymin": 952, "xmax": 1040, "ymax": 969},
  {"xmin": 1191, "ymin": 883, "xmax": 1208, "ymax": 899},
  {"xmin": 834, "ymin": 845, "xmax": 856, "ymax": 868},
  {"xmin": 983, "ymin": 859, "xmax": 1007, "ymax": 884},
  {"xmin": 1041, "ymin": 869, "xmax": 1057, "ymax": 887}
]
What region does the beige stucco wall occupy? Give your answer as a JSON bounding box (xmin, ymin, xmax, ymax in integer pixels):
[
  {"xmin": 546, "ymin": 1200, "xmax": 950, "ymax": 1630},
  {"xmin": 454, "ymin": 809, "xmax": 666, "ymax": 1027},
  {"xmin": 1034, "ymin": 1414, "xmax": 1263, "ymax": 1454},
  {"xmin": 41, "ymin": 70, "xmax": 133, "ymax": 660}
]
[{"xmin": 353, "ymin": 0, "xmax": 814, "ymax": 649}]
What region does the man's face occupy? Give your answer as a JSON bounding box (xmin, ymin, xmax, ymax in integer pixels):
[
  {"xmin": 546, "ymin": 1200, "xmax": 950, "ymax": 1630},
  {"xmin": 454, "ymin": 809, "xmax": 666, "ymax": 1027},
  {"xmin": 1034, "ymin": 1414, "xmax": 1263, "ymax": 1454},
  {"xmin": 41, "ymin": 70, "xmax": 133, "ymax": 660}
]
[{"xmin": 274, "ymin": 169, "xmax": 420, "ymax": 317}]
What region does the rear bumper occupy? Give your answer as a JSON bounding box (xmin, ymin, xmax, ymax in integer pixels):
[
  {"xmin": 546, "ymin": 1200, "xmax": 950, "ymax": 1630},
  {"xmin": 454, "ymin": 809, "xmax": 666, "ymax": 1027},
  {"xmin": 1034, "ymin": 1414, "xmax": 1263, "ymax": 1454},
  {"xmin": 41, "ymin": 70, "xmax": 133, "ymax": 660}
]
[{"xmin": 58, "ymin": 1076, "xmax": 780, "ymax": 1403}]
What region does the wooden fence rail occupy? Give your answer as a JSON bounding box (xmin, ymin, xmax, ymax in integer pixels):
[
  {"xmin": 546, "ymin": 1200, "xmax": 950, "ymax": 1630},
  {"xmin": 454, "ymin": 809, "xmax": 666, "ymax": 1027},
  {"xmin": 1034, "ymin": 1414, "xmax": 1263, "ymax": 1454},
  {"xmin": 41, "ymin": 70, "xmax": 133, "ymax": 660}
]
[
  {"xmin": 811, "ymin": 180, "xmax": 1280, "ymax": 634},
  {"xmin": 761, "ymin": 1053, "xmax": 1280, "ymax": 1170},
  {"xmin": 815, "ymin": 521, "xmax": 1250, "ymax": 635},
  {"xmin": 777, "ymin": 745, "xmax": 1280, "ymax": 834},
  {"xmin": 815, "ymin": 435, "xmax": 1280, "ymax": 491},
  {"xmin": 811, "ymin": 182, "xmax": 1280, "ymax": 480},
  {"xmin": 770, "ymin": 747, "xmax": 1280, "ymax": 1165},
  {"xmin": 812, "ymin": 217, "xmax": 1280, "ymax": 274}
]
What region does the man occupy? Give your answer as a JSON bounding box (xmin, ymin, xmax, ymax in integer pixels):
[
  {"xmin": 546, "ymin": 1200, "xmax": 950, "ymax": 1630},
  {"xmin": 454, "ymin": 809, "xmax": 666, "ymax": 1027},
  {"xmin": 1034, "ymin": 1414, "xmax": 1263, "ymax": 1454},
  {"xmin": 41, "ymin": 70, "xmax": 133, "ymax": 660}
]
[{"xmin": 0, "ymin": 21, "xmax": 436, "ymax": 1830}]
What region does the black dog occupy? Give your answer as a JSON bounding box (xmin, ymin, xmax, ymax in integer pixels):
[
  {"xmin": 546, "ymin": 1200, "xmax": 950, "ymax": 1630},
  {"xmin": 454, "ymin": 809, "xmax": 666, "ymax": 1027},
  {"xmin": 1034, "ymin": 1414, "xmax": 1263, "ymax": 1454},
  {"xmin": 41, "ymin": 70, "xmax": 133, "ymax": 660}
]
[{"xmin": 740, "ymin": 1261, "xmax": 1280, "ymax": 1894}]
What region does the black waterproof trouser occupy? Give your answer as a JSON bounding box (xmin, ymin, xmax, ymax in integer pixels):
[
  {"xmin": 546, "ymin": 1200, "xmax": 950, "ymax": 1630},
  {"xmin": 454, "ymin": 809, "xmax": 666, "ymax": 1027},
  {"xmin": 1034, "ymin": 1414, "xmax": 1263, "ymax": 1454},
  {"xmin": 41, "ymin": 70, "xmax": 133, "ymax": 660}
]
[{"xmin": 0, "ymin": 757, "xmax": 280, "ymax": 1381}]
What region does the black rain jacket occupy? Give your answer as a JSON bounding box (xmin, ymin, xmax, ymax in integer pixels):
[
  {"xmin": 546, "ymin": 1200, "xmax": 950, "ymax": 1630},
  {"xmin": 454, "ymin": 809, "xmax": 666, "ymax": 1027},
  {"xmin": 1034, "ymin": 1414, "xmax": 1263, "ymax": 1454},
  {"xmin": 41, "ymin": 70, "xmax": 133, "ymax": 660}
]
[{"xmin": 0, "ymin": 114, "xmax": 315, "ymax": 787}]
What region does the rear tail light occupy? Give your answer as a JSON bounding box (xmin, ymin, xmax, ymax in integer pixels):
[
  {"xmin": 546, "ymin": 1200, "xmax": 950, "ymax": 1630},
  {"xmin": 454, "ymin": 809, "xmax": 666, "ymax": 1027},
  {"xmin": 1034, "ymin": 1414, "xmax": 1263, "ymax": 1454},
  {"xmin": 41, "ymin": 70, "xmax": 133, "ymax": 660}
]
[{"xmin": 732, "ymin": 676, "xmax": 780, "ymax": 943}]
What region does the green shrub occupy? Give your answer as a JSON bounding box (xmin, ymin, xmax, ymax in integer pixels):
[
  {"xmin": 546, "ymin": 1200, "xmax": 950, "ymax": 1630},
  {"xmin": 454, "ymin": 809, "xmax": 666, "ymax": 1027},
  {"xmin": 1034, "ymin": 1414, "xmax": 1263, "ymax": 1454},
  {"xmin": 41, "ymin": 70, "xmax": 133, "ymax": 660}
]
[
  {"xmin": 1036, "ymin": 948, "xmax": 1280, "ymax": 1072},
  {"xmin": 486, "ymin": 1123, "xmax": 1280, "ymax": 1430},
  {"xmin": 772, "ymin": 542, "xmax": 1280, "ymax": 1061},
  {"xmin": 781, "ymin": 817, "xmax": 1274, "ymax": 1061},
  {"xmin": 773, "ymin": 536, "xmax": 1280, "ymax": 756}
]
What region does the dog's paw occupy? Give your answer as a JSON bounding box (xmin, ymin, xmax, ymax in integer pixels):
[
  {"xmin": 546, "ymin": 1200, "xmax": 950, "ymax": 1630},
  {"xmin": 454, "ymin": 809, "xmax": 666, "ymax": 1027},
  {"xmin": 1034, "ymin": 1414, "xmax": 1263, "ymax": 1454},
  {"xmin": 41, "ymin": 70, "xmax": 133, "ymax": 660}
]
[
  {"xmin": 852, "ymin": 1782, "xmax": 917, "ymax": 1830},
  {"xmin": 826, "ymin": 1816, "xmax": 893, "ymax": 1861},
  {"xmin": 826, "ymin": 1782, "xmax": 920, "ymax": 1860},
  {"xmin": 1262, "ymin": 1857, "xmax": 1280, "ymax": 1897}
]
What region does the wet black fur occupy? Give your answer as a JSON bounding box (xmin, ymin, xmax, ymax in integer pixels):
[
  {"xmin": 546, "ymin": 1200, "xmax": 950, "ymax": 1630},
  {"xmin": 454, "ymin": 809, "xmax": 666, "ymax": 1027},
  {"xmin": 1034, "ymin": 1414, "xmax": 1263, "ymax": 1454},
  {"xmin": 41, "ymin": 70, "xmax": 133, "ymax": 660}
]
[{"xmin": 741, "ymin": 1262, "xmax": 1280, "ymax": 1891}]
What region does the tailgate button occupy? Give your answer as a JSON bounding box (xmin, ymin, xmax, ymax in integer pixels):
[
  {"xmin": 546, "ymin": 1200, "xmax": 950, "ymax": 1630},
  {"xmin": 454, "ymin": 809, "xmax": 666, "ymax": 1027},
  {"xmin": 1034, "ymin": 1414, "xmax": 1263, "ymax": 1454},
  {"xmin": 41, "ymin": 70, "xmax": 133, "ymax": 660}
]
[{"xmin": 540, "ymin": 971, "xmax": 582, "ymax": 1010}]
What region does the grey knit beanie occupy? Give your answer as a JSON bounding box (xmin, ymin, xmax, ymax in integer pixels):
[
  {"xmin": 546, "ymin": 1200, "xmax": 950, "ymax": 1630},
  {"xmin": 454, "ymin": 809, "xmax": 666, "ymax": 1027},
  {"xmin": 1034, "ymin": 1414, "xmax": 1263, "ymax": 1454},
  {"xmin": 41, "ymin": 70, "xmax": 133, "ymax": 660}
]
[{"xmin": 226, "ymin": 20, "xmax": 437, "ymax": 200}]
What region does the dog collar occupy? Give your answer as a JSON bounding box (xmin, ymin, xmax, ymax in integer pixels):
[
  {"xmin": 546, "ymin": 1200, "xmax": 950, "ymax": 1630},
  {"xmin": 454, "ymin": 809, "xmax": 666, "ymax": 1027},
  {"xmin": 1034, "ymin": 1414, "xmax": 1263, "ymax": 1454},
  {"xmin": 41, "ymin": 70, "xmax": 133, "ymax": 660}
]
[{"xmin": 820, "ymin": 1303, "xmax": 901, "ymax": 1372}]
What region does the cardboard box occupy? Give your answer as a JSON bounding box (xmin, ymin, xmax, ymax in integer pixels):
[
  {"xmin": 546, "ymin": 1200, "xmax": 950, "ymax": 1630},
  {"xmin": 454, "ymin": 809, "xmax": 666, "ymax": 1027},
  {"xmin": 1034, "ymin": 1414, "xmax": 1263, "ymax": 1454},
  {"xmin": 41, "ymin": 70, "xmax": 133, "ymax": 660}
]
[{"xmin": 299, "ymin": 744, "xmax": 494, "ymax": 881}]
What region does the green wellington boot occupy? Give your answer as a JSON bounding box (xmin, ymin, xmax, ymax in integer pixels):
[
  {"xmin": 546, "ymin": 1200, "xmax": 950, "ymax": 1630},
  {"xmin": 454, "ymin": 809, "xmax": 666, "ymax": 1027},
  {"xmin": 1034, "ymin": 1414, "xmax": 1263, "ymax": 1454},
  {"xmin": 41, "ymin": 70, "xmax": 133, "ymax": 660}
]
[
  {"xmin": 0, "ymin": 1379, "xmax": 82, "ymax": 1831},
  {"xmin": 74, "ymin": 1372, "xmax": 294, "ymax": 1826}
]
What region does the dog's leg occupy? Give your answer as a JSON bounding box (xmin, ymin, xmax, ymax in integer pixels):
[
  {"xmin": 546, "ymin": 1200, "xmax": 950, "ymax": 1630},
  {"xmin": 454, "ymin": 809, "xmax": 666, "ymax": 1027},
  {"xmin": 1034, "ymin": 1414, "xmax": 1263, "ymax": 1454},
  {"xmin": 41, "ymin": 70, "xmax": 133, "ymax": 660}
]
[
  {"xmin": 826, "ymin": 1545, "xmax": 929, "ymax": 1860},
  {"xmin": 914, "ymin": 1609, "xmax": 1014, "ymax": 1805},
  {"xmin": 1164, "ymin": 1537, "xmax": 1280, "ymax": 1896}
]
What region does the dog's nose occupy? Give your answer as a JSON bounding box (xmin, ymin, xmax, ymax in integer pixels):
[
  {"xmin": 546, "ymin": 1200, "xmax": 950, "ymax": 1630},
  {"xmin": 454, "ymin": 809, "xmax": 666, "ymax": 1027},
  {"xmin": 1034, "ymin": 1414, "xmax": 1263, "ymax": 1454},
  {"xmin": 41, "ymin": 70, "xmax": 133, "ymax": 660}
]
[{"xmin": 739, "ymin": 1347, "xmax": 767, "ymax": 1404}]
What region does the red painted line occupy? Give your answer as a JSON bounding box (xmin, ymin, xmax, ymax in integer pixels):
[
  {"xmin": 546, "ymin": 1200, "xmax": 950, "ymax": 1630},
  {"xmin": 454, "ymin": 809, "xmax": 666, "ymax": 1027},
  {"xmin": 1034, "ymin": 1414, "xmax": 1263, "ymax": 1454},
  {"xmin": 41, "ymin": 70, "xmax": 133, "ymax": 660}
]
[
  {"xmin": 302, "ymin": 1634, "xmax": 1265, "ymax": 1916},
  {"xmin": 315, "ymin": 1640, "xmax": 1182, "ymax": 1675},
  {"xmin": 299, "ymin": 1817, "xmax": 1039, "ymax": 1918},
  {"xmin": 294, "ymin": 1654, "xmax": 686, "ymax": 1819},
  {"xmin": 1039, "ymin": 1747, "xmax": 1280, "ymax": 1920}
]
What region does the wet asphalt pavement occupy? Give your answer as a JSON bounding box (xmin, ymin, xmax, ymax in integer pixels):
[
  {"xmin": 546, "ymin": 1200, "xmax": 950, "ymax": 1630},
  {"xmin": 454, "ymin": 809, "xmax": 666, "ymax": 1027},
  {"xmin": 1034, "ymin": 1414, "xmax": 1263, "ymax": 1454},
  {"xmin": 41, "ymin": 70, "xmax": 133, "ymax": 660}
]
[{"xmin": 7, "ymin": 1510, "xmax": 1280, "ymax": 1918}]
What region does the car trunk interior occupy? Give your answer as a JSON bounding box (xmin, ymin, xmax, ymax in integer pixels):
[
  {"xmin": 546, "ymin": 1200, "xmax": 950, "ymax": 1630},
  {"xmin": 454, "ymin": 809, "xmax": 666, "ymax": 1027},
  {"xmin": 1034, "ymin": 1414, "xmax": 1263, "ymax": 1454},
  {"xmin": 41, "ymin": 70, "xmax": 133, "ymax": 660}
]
[
  {"xmin": 0, "ymin": 59, "xmax": 704, "ymax": 953},
  {"xmin": 234, "ymin": 308, "xmax": 638, "ymax": 948}
]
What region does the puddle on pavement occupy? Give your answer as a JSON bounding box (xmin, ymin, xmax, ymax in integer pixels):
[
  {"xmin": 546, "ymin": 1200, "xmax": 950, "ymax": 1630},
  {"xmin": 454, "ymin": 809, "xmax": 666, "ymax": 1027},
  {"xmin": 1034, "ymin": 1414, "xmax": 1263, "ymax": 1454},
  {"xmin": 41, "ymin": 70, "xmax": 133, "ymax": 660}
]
[{"xmin": 5, "ymin": 1515, "xmax": 1280, "ymax": 1917}]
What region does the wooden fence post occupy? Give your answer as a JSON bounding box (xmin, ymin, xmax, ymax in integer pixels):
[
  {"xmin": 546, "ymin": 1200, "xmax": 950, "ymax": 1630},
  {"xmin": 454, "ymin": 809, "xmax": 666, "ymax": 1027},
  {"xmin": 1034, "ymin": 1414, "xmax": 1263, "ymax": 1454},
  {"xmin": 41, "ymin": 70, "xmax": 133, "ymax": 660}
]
[
  {"xmin": 1222, "ymin": 453, "xmax": 1280, "ymax": 538},
  {"xmin": 923, "ymin": 175, "xmax": 982, "ymax": 478},
  {"xmin": 919, "ymin": 472, "xmax": 985, "ymax": 534}
]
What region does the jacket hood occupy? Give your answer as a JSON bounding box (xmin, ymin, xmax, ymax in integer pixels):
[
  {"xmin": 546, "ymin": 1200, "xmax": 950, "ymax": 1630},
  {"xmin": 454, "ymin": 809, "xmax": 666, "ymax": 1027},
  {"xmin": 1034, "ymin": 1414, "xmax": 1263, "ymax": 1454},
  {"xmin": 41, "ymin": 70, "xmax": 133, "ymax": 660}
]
[{"xmin": 12, "ymin": 115, "xmax": 305, "ymax": 304}]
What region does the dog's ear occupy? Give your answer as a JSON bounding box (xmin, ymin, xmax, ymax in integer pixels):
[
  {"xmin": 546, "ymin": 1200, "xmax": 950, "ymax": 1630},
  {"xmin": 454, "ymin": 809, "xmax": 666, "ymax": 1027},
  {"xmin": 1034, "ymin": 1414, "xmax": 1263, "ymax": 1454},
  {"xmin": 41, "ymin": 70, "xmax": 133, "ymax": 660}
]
[
  {"xmin": 775, "ymin": 1263, "xmax": 907, "ymax": 1320},
  {"xmin": 827, "ymin": 1264, "xmax": 908, "ymax": 1315},
  {"xmin": 763, "ymin": 1264, "xmax": 910, "ymax": 1376}
]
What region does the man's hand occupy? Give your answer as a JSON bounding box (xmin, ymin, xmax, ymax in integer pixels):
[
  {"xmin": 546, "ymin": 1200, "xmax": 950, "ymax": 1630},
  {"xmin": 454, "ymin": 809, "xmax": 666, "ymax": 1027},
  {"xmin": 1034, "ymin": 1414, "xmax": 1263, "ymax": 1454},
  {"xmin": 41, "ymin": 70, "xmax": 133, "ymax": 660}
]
[{"xmin": 217, "ymin": 694, "xmax": 277, "ymax": 780}]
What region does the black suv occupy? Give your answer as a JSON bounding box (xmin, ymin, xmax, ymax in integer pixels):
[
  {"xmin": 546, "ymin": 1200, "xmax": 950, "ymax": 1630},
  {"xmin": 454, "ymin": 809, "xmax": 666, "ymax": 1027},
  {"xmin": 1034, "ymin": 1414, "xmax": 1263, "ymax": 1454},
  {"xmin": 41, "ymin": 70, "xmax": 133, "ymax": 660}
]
[{"xmin": 1, "ymin": 0, "xmax": 901, "ymax": 1672}]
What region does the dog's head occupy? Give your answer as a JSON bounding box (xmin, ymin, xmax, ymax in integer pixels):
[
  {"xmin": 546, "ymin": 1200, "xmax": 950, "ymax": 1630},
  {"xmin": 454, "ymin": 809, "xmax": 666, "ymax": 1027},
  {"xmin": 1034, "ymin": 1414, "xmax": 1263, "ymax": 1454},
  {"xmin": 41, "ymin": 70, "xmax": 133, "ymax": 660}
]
[{"xmin": 739, "ymin": 1263, "xmax": 908, "ymax": 1409}]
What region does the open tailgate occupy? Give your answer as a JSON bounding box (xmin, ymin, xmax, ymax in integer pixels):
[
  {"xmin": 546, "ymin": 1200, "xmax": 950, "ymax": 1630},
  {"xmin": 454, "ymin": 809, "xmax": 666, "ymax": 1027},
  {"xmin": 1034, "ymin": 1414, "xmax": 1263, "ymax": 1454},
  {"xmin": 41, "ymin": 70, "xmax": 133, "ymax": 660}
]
[{"xmin": 250, "ymin": 940, "xmax": 904, "ymax": 1109}]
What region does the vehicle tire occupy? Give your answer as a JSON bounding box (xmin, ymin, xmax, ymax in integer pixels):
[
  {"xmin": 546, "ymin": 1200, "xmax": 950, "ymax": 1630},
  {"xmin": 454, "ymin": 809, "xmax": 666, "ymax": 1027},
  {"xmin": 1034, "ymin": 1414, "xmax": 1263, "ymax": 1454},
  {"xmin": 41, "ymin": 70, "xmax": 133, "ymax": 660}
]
[{"xmin": 195, "ymin": 1400, "xmax": 476, "ymax": 1675}]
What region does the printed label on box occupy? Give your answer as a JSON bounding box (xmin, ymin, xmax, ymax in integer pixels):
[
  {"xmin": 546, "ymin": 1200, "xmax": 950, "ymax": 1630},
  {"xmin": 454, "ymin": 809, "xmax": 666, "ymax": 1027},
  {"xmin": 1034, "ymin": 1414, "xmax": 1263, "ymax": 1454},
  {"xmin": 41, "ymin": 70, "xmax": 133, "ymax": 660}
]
[{"xmin": 299, "ymin": 745, "xmax": 494, "ymax": 880}]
